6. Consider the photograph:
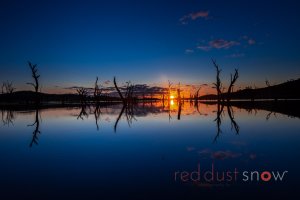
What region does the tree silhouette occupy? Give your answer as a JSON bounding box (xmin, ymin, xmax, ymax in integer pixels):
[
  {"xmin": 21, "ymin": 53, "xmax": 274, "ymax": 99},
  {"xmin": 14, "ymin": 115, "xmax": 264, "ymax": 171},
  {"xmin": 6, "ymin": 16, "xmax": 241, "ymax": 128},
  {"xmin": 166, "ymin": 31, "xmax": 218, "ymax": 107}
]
[
  {"xmin": 212, "ymin": 59, "xmax": 222, "ymax": 102},
  {"xmin": 27, "ymin": 61, "xmax": 40, "ymax": 93},
  {"xmin": 2, "ymin": 81, "xmax": 15, "ymax": 94},
  {"xmin": 227, "ymin": 69, "xmax": 239, "ymax": 101}
]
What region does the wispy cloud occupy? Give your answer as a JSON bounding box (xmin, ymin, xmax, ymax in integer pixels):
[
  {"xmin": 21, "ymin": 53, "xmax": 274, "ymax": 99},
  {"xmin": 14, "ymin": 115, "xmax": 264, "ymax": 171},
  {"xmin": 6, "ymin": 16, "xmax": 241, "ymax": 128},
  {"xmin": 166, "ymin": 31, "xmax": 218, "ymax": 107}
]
[
  {"xmin": 180, "ymin": 11, "xmax": 209, "ymax": 24},
  {"xmin": 248, "ymin": 39, "xmax": 256, "ymax": 45},
  {"xmin": 225, "ymin": 53, "xmax": 245, "ymax": 58},
  {"xmin": 197, "ymin": 39, "xmax": 240, "ymax": 51},
  {"xmin": 241, "ymin": 36, "xmax": 256, "ymax": 45},
  {"xmin": 185, "ymin": 49, "xmax": 194, "ymax": 54},
  {"xmin": 209, "ymin": 39, "xmax": 240, "ymax": 49}
]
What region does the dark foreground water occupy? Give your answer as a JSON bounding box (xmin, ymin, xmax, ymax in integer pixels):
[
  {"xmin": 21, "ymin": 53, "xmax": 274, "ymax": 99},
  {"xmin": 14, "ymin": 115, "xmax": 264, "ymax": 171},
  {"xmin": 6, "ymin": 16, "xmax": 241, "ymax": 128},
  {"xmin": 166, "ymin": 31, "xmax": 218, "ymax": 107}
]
[{"xmin": 0, "ymin": 101, "xmax": 299, "ymax": 199}]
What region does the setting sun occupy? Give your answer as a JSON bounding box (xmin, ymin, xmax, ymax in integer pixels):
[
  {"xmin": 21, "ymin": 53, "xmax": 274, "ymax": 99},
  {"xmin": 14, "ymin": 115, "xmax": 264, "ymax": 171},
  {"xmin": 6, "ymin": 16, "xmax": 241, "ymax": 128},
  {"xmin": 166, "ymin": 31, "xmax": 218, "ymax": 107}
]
[{"xmin": 170, "ymin": 95, "xmax": 175, "ymax": 99}]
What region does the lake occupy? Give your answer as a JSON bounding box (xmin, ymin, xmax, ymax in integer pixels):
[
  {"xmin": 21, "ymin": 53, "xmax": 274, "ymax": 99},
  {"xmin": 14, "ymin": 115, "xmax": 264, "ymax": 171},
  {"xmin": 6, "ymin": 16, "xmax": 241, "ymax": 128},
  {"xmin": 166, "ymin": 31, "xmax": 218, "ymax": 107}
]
[{"xmin": 0, "ymin": 101, "xmax": 299, "ymax": 199}]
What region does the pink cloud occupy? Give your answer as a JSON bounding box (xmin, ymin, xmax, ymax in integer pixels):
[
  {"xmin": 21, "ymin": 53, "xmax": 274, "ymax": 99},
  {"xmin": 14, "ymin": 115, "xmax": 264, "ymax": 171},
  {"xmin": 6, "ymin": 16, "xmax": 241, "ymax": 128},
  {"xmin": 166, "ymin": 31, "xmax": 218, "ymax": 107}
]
[
  {"xmin": 209, "ymin": 39, "xmax": 240, "ymax": 49},
  {"xmin": 248, "ymin": 39, "xmax": 256, "ymax": 45},
  {"xmin": 197, "ymin": 39, "xmax": 239, "ymax": 51},
  {"xmin": 211, "ymin": 150, "xmax": 241, "ymax": 160},
  {"xmin": 190, "ymin": 11, "xmax": 209, "ymax": 20},
  {"xmin": 180, "ymin": 11, "xmax": 209, "ymax": 24}
]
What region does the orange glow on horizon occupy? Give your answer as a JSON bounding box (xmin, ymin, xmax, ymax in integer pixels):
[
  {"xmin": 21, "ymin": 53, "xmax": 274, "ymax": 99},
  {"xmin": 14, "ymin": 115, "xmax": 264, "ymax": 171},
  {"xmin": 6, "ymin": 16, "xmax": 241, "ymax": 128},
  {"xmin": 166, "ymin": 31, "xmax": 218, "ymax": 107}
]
[{"xmin": 170, "ymin": 99, "xmax": 174, "ymax": 106}]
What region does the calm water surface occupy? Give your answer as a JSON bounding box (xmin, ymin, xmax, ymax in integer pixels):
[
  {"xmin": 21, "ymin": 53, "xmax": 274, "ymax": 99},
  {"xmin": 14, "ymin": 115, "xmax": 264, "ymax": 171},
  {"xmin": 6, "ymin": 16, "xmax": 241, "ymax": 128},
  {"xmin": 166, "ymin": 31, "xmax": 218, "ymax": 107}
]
[{"xmin": 1, "ymin": 102, "xmax": 299, "ymax": 199}]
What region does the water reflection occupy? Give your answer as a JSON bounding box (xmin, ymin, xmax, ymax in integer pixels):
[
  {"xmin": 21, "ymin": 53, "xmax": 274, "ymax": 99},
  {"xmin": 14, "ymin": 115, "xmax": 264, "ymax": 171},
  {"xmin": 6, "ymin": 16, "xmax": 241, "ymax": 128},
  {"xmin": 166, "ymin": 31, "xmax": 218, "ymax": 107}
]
[
  {"xmin": 0, "ymin": 100, "xmax": 300, "ymax": 198},
  {"xmin": 1, "ymin": 100, "xmax": 300, "ymax": 147},
  {"xmin": 28, "ymin": 108, "xmax": 41, "ymax": 147},
  {"xmin": 1, "ymin": 109, "xmax": 15, "ymax": 126}
]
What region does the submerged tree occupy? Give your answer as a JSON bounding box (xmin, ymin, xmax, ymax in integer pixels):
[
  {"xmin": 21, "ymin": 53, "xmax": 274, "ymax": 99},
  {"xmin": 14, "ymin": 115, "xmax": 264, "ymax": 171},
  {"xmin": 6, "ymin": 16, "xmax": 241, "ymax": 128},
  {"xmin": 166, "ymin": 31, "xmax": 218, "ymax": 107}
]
[
  {"xmin": 2, "ymin": 81, "xmax": 15, "ymax": 94},
  {"xmin": 77, "ymin": 87, "xmax": 88, "ymax": 104},
  {"xmin": 168, "ymin": 80, "xmax": 172, "ymax": 101},
  {"xmin": 27, "ymin": 61, "xmax": 40, "ymax": 93},
  {"xmin": 113, "ymin": 77, "xmax": 125, "ymax": 104},
  {"xmin": 94, "ymin": 76, "xmax": 102, "ymax": 103},
  {"xmin": 113, "ymin": 77, "xmax": 136, "ymax": 132},
  {"xmin": 212, "ymin": 59, "xmax": 222, "ymax": 102},
  {"xmin": 226, "ymin": 69, "xmax": 239, "ymax": 101},
  {"xmin": 28, "ymin": 109, "xmax": 41, "ymax": 147}
]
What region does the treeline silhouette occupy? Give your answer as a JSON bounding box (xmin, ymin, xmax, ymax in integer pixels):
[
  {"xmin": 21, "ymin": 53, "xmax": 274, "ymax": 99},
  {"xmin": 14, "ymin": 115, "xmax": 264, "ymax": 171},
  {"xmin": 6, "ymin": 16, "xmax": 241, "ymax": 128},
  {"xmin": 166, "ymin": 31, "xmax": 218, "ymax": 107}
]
[{"xmin": 0, "ymin": 60, "xmax": 300, "ymax": 107}]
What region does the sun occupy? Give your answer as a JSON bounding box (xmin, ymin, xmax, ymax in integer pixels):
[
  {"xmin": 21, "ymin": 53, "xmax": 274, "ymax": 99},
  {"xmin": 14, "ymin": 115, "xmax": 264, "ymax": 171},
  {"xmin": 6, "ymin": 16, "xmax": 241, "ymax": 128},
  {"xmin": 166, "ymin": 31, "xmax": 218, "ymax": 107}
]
[{"xmin": 170, "ymin": 95, "xmax": 175, "ymax": 99}]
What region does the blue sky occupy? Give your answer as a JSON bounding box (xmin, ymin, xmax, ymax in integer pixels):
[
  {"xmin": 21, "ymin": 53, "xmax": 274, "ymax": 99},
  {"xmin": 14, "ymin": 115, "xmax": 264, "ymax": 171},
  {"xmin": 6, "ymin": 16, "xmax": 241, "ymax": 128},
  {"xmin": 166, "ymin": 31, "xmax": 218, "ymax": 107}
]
[{"xmin": 0, "ymin": 0, "xmax": 300, "ymax": 93}]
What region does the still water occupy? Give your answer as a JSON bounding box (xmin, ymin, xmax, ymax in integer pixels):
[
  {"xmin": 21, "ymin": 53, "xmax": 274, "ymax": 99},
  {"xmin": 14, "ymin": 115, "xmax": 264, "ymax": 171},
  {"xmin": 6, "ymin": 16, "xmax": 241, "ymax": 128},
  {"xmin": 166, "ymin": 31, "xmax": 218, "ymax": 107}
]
[{"xmin": 1, "ymin": 102, "xmax": 300, "ymax": 199}]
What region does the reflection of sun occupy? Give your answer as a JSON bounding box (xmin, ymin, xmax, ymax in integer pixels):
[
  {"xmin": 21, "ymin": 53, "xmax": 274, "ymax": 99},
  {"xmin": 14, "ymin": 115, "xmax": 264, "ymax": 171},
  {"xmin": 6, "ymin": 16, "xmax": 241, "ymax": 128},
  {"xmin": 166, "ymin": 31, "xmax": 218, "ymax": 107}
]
[
  {"xmin": 170, "ymin": 100, "xmax": 174, "ymax": 106},
  {"xmin": 170, "ymin": 95, "xmax": 174, "ymax": 99}
]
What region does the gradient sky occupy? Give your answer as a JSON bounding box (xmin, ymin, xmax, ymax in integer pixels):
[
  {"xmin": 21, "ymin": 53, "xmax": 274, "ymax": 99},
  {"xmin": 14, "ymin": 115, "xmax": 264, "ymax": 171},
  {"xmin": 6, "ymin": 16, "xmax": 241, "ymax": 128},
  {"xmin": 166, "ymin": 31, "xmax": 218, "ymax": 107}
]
[{"xmin": 0, "ymin": 0, "xmax": 300, "ymax": 93}]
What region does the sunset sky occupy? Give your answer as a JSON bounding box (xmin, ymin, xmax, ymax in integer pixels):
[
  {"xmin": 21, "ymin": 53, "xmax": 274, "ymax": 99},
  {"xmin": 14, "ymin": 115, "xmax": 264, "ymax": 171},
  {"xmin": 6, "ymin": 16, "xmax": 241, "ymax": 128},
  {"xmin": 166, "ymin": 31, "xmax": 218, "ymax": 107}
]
[{"xmin": 0, "ymin": 0, "xmax": 299, "ymax": 94}]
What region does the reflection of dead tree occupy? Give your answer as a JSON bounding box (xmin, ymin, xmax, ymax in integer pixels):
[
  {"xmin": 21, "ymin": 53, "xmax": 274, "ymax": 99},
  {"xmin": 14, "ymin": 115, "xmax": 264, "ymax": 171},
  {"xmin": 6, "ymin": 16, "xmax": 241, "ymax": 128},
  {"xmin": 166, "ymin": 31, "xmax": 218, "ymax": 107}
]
[
  {"xmin": 213, "ymin": 103, "xmax": 224, "ymax": 143},
  {"xmin": 212, "ymin": 59, "xmax": 223, "ymax": 103},
  {"xmin": 93, "ymin": 77, "xmax": 102, "ymax": 130},
  {"xmin": 227, "ymin": 104, "xmax": 240, "ymax": 134},
  {"xmin": 227, "ymin": 69, "xmax": 239, "ymax": 102},
  {"xmin": 28, "ymin": 109, "xmax": 41, "ymax": 147},
  {"xmin": 125, "ymin": 104, "xmax": 136, "ymax": 127},
  {"xmin": 27, "ymin": 61, "xmax": 40, "ymax": 93},
  {"xmin": 1, "ymin": 110, "xmax": 15, "ymax": 126},
  {"xmin": 114, "ymin": 103, "xmax": 137, "ymax": 132},
  {"xmin": 168, "ymin": 110, "xmax": 172, "ymax": 122},
  {"xmin": 2, "ymin": 81, "xmax": 15, "ymax": 94},
  {"xmin": 266, "ymin": 111, "xmax": 277, "ymax": 121},
  {"xmin": 177, "ymin": 103, "xmax": 182, "ymax": 120},
  {"xmin": 113, "ymin": 77, "xmax": 137, "ymax": 132},
  {"xmin": 94, "ymin": 104, "xmax": 101, "ymax": 130},
  {"xmin": 77, "ymin": 105, "xmax": 88, "ymax": 120},
  {"xmin": 114, "ymin": 105, "xmax": 125, "ymax": 132},
  {"xmin": 177, "ymin": 82, "xmax": 182, "ymax": 120}
]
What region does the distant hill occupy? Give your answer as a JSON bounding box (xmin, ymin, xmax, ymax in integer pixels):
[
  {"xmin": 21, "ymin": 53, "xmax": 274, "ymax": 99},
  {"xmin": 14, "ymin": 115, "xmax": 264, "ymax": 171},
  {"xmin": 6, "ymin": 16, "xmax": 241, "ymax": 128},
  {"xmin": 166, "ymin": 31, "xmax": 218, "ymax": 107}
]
[
  {"xmin": 200, "ymin": 78, "xmax": 300, "ymax": 100},
  {"xmin": 0, "ymin": 91, "xmax": 120, "ymax": 104},
  {"xmin": 0, "ymin": 91, "xmax": 80, "ymax": 104}
]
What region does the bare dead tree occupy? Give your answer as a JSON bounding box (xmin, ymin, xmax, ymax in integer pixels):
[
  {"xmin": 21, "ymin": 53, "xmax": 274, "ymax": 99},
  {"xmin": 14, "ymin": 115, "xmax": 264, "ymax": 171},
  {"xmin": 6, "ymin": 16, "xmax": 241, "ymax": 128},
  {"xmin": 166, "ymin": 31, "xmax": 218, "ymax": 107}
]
[
  {"xmin": 113, "ymin": 77, "xmax": 136, "ymax": 132},
  {"xmin": 227, "ymin": 69, "xmax": 239, "ymax": 101},
  {"xmin": 27, "ymin": 61, "xmax": 40, "ymax": 93},
  {"xmin": 212, "ymin": 59, "xmax": 222, "ymax": 102},
  {"xmin": 265, "ymin": 79, "xmax": 271, "ymax": 87},
  {"xmin": 168, "ymin": 80, "xmax": 172, "ymax": 101},
  {"xmin": 94, "ymin": 76, "xmax": 102, "ymax": 103},
  {"xmin": 194, "ymin": 87, "xmax": 201, "ymax": 100},
  {"xmin": 2, "ymin": 81, "xmax": 15, "ymax": 94},
  {"xmin": 76, "ymin": 87, "xmax": 88, "ymax": 104},
  {"xmin": 1, "ymin": 83, "xmax": 4, "ymax": 94},
  {"xmin": 177, "ymin": 82, "xmax": 181, "ymax": 102},
  {"xmin": 114, "ymin": 77, "xmax": 125, "ymax": 104}
]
